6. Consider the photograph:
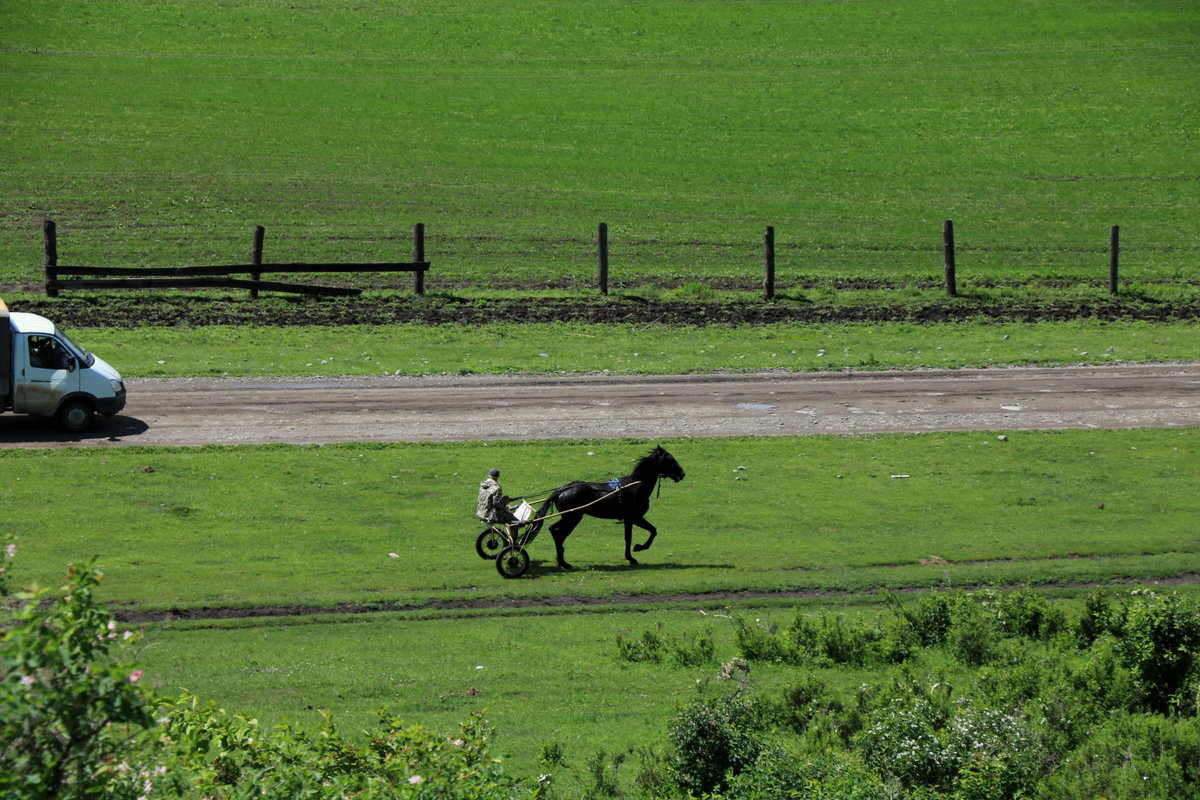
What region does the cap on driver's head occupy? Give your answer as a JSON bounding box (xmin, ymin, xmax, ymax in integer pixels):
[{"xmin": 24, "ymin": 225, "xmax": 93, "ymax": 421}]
[{"xmin": 488, "ymin": 468, "xmax": 500, "ymax": 478}]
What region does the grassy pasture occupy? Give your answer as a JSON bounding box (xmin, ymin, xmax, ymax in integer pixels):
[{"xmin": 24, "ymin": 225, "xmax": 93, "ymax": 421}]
[
  {"xmin": 2, "ymin": 0, "xmax": 1197, "ymax": 287},
  {"xmin": 5, "ymin": 431, "xmax": 1199, "ymax": 609}
]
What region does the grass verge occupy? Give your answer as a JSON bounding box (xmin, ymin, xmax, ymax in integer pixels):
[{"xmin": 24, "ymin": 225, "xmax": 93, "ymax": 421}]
[{"xmin": 21, "ymin": 318, "xmax": 1200, "ymax": 379}]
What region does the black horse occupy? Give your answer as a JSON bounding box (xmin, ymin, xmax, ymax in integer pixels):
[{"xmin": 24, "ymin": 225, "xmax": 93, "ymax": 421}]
[{"xmin": 535, "ymin": 446, "xmax": 685, "ymax": 570}]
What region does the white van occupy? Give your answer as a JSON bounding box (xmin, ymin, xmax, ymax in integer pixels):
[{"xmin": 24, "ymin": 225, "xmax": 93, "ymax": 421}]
[{"xmin": 0, "ymin": 300, "xmax": 126, "ymax": 432}]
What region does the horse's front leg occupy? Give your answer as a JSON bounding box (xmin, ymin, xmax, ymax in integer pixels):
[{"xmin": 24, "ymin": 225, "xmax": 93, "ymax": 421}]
[{"xmin": 631, "ymin": 517, "xmax": 657, "ymax": 553}]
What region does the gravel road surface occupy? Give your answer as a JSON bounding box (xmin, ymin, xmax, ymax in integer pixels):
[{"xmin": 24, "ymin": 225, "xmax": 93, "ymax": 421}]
[{"xmin": 2, "ymin": 363, "xmax": 1197, "ymax": 449}]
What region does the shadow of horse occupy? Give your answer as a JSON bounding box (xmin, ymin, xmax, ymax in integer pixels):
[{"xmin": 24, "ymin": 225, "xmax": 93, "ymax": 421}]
[{"xmin": 522, "ymin": 560, "xmax": 735, "ymax": 579}]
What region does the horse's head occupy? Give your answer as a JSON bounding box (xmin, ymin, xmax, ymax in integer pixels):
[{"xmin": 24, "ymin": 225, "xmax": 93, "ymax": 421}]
[{"xmin": 651, "ymin": 446, "xmax": 685, "ymax": 483}]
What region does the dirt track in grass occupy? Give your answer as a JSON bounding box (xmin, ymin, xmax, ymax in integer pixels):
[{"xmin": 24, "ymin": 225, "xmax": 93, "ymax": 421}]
[{"xmin": 112, "ymin": 571, "xmax": 1200, "ymax": 625}]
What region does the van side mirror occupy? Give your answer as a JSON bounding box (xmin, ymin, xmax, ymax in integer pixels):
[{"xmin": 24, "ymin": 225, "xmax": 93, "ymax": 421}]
[{"xmin": 66, "ymin": 355, "xmax": 77, "ymax": 373}]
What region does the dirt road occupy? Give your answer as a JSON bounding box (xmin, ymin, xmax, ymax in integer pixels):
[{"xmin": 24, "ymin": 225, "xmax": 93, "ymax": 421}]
[{"xmin": 2, "ymin": 363, "xmax": 1197, "ymax": 449}]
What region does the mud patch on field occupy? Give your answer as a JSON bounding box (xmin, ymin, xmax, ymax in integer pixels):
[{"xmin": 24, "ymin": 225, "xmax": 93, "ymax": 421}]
[{"xmin": 14, "ymin": 294, "xmax": 1200, "ymax": 328}]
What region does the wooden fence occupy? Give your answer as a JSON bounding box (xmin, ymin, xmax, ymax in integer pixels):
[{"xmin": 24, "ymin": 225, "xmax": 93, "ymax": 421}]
[
  {"xmin": 599, "ymin": 220, "xmax": 1125, "ymax": 300},
  {"xmin": 42, "ymin": 221, "xmax": 430, "ymax": 298},
  {"xmin": 40, "ymin": 219, "xmax": 1126, "ymax": 301}
]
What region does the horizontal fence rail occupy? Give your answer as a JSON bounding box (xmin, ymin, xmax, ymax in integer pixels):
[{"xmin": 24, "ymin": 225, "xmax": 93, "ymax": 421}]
[{"xmin": 41, "ymin": 221, "xmax": 430, "ymax": 298}]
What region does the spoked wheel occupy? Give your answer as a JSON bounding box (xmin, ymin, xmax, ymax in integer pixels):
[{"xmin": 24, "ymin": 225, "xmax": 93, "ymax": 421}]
[
  {"xmin": 476, "ymin": 528, "xmax": 507, "ymax": 560},
  {"xmin": 495, "ymin": 546, "xmax": 530, "ymax": 579}
]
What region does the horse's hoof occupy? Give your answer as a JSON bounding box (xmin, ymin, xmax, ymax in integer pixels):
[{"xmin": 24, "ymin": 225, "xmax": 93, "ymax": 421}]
[
  {"xmin": 558, "ymin": 561, "xmax": 574, "ymax": 571},
  {"xmin": 628, "ymin": 557, "xmax": 639, "ymax": 566},
  {"xmin": 633, "ymin": 543, "xmax": 648, "ymax": 552}
]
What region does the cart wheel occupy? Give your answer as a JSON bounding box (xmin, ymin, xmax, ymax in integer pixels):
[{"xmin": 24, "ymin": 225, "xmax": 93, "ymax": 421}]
[
  {"xmin": 476, "ymin": 528, "xmax": 506, "ymax": 560},
  {"xmin": 495, "ymin": 546, "xmax": 530, "ymax": 579}
]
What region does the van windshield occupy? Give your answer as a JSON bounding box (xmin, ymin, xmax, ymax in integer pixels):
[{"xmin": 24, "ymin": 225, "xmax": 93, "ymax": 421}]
[{"xmin": 54, "ymin": 326, "xmax": 96, "ymax": 368}]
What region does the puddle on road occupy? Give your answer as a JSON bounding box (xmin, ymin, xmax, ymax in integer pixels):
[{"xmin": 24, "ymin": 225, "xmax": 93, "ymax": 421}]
[
  {"xmin": 736, "ymin": 403, "xmax": 777, "ymax": 411},
  {"xmin": 233, "ymin": 382, "xmax": 367, "ymax": 390},
  {"xmin": 243, "ymin": 406, "xmax": 287, "ymax": 414}
]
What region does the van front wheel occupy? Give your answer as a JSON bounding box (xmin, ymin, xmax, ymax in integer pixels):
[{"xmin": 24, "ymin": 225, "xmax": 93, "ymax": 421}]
[{"xmin": 57, "ymin": 399, "xmax": 95, "ymax": 433}]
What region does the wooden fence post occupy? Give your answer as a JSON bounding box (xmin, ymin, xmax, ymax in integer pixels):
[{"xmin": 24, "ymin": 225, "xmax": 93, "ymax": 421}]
[
  {"xmin": 763, "ymin": 226, "xmax": 775, "ymax": 300},
  {"xmin": 943, "ymin": 219, "xmax": 957, "ymax": 297},
  {"xmin": 413, "ymin": 223, "xmax": 425, "ymax": 295},
  {"xmin": 1109, "ymin": 225, "xmax": 1120, "ymax": 295},
  {"xmin": 250, "ymin": 224, "xmax": 265, "ymax": 300},
  {"xmin": 598, "ymin": 222, "xmax": 609, "ymax": 295},
  {"xmin": 43, "ymin": 219, "xmax": 59, "ymax": 297}
]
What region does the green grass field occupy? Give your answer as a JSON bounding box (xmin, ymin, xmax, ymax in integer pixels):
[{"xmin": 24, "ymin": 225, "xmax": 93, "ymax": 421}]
[
  {"xmin": 2, "ymin": 0, "xmax": 1197, "ymax": 287},
  {"xmin": 6, "ymin": 431, "xmax": 1199, "ymax": 609}
]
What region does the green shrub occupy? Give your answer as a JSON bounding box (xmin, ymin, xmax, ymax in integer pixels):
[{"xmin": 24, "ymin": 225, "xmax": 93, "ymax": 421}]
[
  {"xmin": 945, "ymin": 606, "xmax": 1003, "ymax": 671},
  {"xmin": 733, "ymin": 616, "xmax": 791, "ymax": 663},
  {"xmin": 1035, "ymin": 712, "xmax": 1200, "ymax": 800},
  {"xmin": 811, "ymin": 616, "xmax": 884, "ymax": 667},
  {"xmin": 737, "ymin": 612, "xmax": 906, "ymax": 668},
  {"xmin": 947, "ymin": 706, "xmax": 1043, "ymax": 800},
  {"xmin": 671, "ymin": 629, "xmax": 717, "ymax": 668},
  {"xmin": 1070, "ymin": 635, "xmax": 1140, "ymax": 716},
  {"xmin": 616, "ymin": 624, "xmax": 716, "ymax": 668},
  {"xmin": 627, "ymin": 745, "xmax": 673, "ymax": 799},
  {"xmin": 1075, "ymin": 590, "xmax": 1117, "ymax": 648},
  {"xmin": 898, "ymin": 591, "xmax": 972, "ymax": 647},
  {"xmin": 159, "ymin": 699, "xmax": 532, "ymax": 799},
  {"xmin": 856, "ymin": 693, "xmax": 1042, "ymax": 798},
  {"xmin": 668, "ymin": 694, "xmax": 767, "ymax": 796},
  {"xmin": 1, "ymin": 561, "xmax": 157, "ymax": 799},
  {"xmin": 856, "ymin": 695, "xmax": 957, "ymax": 789},
  {"xmin": 714, "ymin": 750, "xmax": 892, "ymax": 800},
  {"xmin": 581, "ymin": 747, "xmax": 625, "ymax": 798},
  {"xmin": 1112, "ymin": 591, "xmax": 1200, "ymax": 715},
  {"xmin": 1, "ymin": 561, "xmax": 535, "ymax": 800},
  {"xmin": 616, "ymin": 625, "xmax": 668, "ymax": 663},
  {"xmin": 987, "ymin": 589, "xmax": 1067, "ymax": 641},
  {"xmin": 878, "ymin": 612, "xmax": 921, "ymax": 664},
  {"xmin": 775, "ymin": 675, "xmax": 845, "ymax": 737},
  {"xmin": 0, "ymin": 533, "xmax": 14, "ymax": 596}
]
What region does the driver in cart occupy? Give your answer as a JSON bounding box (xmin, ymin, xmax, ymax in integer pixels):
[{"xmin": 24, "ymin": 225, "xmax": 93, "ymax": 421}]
[{"xmin": 477, "ymin": 468, "xmax": 523, "ymax": 532}]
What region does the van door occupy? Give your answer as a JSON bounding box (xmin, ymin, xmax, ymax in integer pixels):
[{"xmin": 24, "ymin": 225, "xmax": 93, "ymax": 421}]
[{"xmin": 13, "ymin": 334, "xmax": 79, "ymax": 415}]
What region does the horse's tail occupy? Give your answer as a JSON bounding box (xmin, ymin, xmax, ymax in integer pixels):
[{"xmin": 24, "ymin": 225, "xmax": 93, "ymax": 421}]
[
  {"xmin": 536, "ymin": 481, "xmax": 585, "ymax": 521},
  {"xmin": 535, "ymin": 492, "xmax": 558, "ymax": 521},
  {"xmin": 536, "ymin": 484, "xmax": 568, "ymax": 521}
]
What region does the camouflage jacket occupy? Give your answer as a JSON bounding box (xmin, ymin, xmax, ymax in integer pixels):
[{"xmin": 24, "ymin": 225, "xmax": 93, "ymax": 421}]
[{"xmin": 476, "ymin": 477, "xmax": 505, "ymax": 523}]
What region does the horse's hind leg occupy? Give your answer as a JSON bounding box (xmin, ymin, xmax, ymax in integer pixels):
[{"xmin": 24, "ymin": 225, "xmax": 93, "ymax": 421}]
[
  {"xmin": 631, "ymin": 517, "xmax": 658, "ymax": 554},
  {"xmin": 550, "ymin": 513, "xmax": 582, "ymax": 570}
]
